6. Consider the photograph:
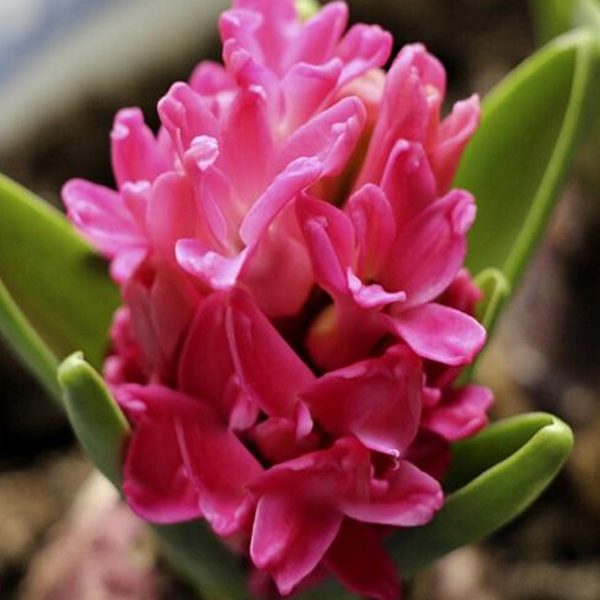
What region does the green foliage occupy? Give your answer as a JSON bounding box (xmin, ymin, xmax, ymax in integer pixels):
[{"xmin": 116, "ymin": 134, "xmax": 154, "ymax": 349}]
[
  {"xmin": 58, "ymin": 353, "xmax": 130, "ymax": 487},
  {"xmin": 531, "ymin": 0, "xmax": 600, "ymax": 41},
  {"xmin": 0, "ymin": 174, "xmax": 119, "ymax": 368},
  {"xmin": 457, "ymin": 29, "xmax": 600, "ymax": 287},
  {"xmin": 389, "ymin": 413, "xmax": 573, "ymax": 577}
]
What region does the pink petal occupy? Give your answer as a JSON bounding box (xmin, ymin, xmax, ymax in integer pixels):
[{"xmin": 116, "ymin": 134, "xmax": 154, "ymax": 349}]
[
  {"xmin": 402, "ymin": 429, "xmax": 451, "ymax": 482},
  {"xmin": 119, "ymin": 385, "xmax": 202, "ymax": 524},
  {"xmin": 340, "ymin": 460, "xmax": 443, "ymax": 527},
  {"xmin": 220, "ymin": 83, "xmax": 275, "ymax": 204},
  {"xmin": 346, "ymin": 270, "xmax": 407, "ymax": 310},
  {"xmin": 346, "ymin": 183, "xmax": 396, "ymax": 279},
  {"xmin": 430, "ymin": 94, "xmax": 480, "ymax": 193},
  {"xmin": 324, "ymin": 520, "xmax": 401, "ymax": 600},
  {"xmin": 62, "ymin": 179, "xmax": 145, "ymax": 257},
  {"xmin": 251, "ymin": 416, "xmax": 318, "ymax": 464},
  {"xmin": 422, "ymin": 384, "xmax": 493, "ymax": 441},
  {"xmin": 384, "ymin": 189, "xmax": 477, "ymax": 308},
  {"xmin": 380, "ymin": 140, "xmax": 437, "ymax": 226},
  {"xmin": 389, "ymin": 302, "xmax": 487, "ymax": 366},
  {"xmin": 178, "ymin": 293, "xmax": 241, "ymax": 422},
  {"xmin": 439, "ymin": 268, "xmax": 482, "ymax": 315},
  {"xmin": 175, "ymin": 398, "xmax": 263, "ymax": 536},
  {"xmin": 281, "ymin": 59, "xmax": 343, "ymax": 130},
  {"xmin": 176, "ymin": 240, "xmax": 250, "ymax": 290},
  {"xmin": 189, "ymin": 60, "xmax": 236, "ymax": 96},
  {"xmin": 276, "ymin": 95, "xmax": 366, "ymax": 176},
  {"xmin": 219, "ymin": 8, "xmax": 266, "ymax": 66},
  {"xmin": 250, "ymin": 492, "xmax": 343, "ymax": 596},
  {"xmin": 285, "ymin": 2, "xmax": 348, "ymax": 68},
  {"xmin": 110, "ymin": 108, "xmax": 170, "ymax": 188},
  {"xmin": 146, "ymin": 173, "xmax": 199, "ymax": 264},
  {"xmin": 296, "ymin": 193, "xmax": 355, "ymax": 296},
  {"xmin": 301, "ymin": 345, "xmax": 422, "ymax": 457},
  {"xmin": 336, "ymin": 24, "xmax": 393, "ymax": 85},
  {"xmin": 226, "ymin": 289, "xmax": 315, "ymax": 418},
  {"xmin": 157, "ymin": 82, "xmax": 219, "ymax": 158}
]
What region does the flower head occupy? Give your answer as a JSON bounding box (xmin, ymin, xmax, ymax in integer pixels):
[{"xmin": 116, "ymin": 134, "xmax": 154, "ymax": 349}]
[{"xmin": 63, "ymin": 1, "xmax": 491, "ymax": 598}]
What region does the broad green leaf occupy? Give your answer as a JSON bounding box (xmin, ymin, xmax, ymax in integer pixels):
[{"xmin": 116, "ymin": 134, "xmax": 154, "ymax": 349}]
[
  {"xmin": 0, "ymin": 277, "xmax": 61, "ymax": 402},
  {"xmin": 0, "ymin": 174, "xmax": 119, "ymax": 369},
  {"xmin": 530, "ymin": 0, "xmax": 600, "ymax": 40},
  {"xmin": 529, "ymin": 0, "xmax": 576, "ymax": 41},
  {"xmin": 58, "ymin": 353, "xmax": 130, "ymax": 486},
  {"xmin": 388, "ymin": 412, "xmax": 573, "ymax": 577},
  {"xmin": 474, "ymin": 268, "xmax": 511, "ymax": 333},
  {"xmin": 457, "ymin": 29, "xmax": 600, "ymax": 285}
]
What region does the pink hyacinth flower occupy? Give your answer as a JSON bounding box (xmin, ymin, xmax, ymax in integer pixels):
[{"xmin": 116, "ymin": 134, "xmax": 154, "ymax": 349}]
[{"xmin": 62, "ymin": 1, "xmax": 493, "ymax": 598}]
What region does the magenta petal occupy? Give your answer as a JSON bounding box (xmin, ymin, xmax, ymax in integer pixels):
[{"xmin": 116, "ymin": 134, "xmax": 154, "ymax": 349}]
[
  {"xmin": 325, "ymin": 520, "xmax": 401, "ymax": 600},
  {"xmin": 337, "ymin": 23, "xmax": 393, "ymax": 85},
  {"xmin": 380, "ymin": 140, "xmax": 437, "ymax": 226},
  {"xmin": 111, "ymin": 108, "xmax": 169, "ymax": 188},
  {"xmin": 119, "ymin": 385, "xmax": 202, "ymax": 524},
  {"xmin": 390, "ymin": 302, "xmax": 486, "ymax": 366},
  {"xmin": 281, "ymin": 59, "xmax": 343, "ymax": 130},
  {"xmin": 385, "ymin": 189, "xmax": 476, "ymax": 307},
  {"xmin": 346, "ymin": 270, "xmax": 406, "ymax": 310},
  {"xmin": 340, "ymin": 460, "xmax": 443, "ymax": 527},
  {"xmin": 301, "ymin": 345, "xmax": 422, "ymax": 456},
  {"xmin": 250, "ymin": 492, "xmax": 343, "ymax": 596},
  {"xmin": 226, "ymin": 289, "xmax": 315, "ymax": 418},
  {"xmin": 430, "ymin": 94, "xmax": 480, "ymax": 193},
  {"xmin": 423, "ymin": 384, "xmax": 493, "ymax": 441},
  {"xmin": 297, "ymin": 193, "xmax": 356, "ymax": 295},
  {"xmin": 62, "ymin": 179, "xmax": 144, "ymax": 257},
  {"xmin": 346, "ymin": 184, "xmax": 396, "ymax": 279}
]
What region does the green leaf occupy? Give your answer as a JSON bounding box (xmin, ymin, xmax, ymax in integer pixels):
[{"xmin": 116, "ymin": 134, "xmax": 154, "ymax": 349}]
[
  {"xmin": 0, "ymin": 277, "xmax": 61, "ymax": 402},
  {"xmin": 58, "ymin": 353, "xmax": 130, "ymax": 487},
  {"xmin": 474, "ymin": 268, "xmax": 511, "ymax": 333},
  {"xmin": 530, "ymin": 0, "xmax": 600, "ymax": 40},
  {"xmin": 0, "ymin": 174, "xmax": 119, "ymax": 369},
  {"xmin": 457, "ymin": 29, "xmax": 600, "ymax": 286},
  {"xmin": 389, "ymin": 412, "xmax": 573, "ymax": 577}
]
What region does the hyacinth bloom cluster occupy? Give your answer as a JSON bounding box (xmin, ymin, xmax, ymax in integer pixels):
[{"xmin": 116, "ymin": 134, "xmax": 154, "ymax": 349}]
[{"xmin": 62, "ymin": 1, "xmax": 493, "ymax": 598}]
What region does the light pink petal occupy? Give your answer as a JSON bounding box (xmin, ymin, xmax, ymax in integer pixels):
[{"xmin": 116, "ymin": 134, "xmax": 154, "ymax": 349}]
[
  {"xmin": 219, "ymin": 82, "xmax": 276, "ymax": 204},
  {"xmin": 296, "ymin": 193, "xmax": 355, "ymax": 296},
  {"xmin": 301, "ymin": 345, "xmax": 422, "ymax": 457},
  {"xmin": 285, "ymin": 2, "xmax": 348, "ymax": 68},
  {"xmin": 389, "ymin": 302, "xmax": 487, "ymax": 366},
  {"xmin": 346, "ymin": 183, "xmax": 396, "ymax": 279},
  {"xmin": 189, "ymin": 60, "xmax": 236, "ymax": 96},
  {"xmin": 175, "ymin": 399, "xmax": 263, "ymax": 536},
  {"xmin": 146, "ymin": 173, "xmax": 198, "ymax": 264},
  {"xmin": 276, "ymin": 95, "xmax": 366, "ymax": 176},
  {"xmin": 62, "ymin": 179, "xmax": 144, "ymax": 257},
  {"xmin": 346, "ymin": 270, "xmax": 406, "ymax": 310},
  {"xmin": 423, "ymin": 384, "xmax": 493, "ymax": 441},
  {"xmin": 242, "ymin": 206, "xmax": 314, "ymax": 317},
  {"xmin": 340, "ymin": 460, "xmax": 443, "ymax": 527},
  {"xmin": 250, "ymin": 492, "xmax": 343, "ymax": 596},
  {"xmin": 384, "ymin": 190, "xmax": 477, "ymax": 307},
  {"xmin": 430, "ymin": 94, "xmax": 480, "ymax": 193},
  {"xmin": 336, "ymin": 23, "xmax": 393, "ymax": 85},
  {"xmin": 110, "ymin": 108, "xmax": 170, "ymax": 188},
  {"xmin": 281, "ymin": 59, "xmax": 343, "ymax": 130},
  {"xmin": 357, "ymin": 45, "xmax": 431, "ymax": 186},
  {"xmin": 157, "ymin": 82, "xmax": 219, "ymax": 158},
  {"xmin": 176, "ymin": 240, "xmax": 250, "ymax": 290},
  {"xmin": 324, "ymin": 520, "xmax": 401, "ymax": 600},
  {"xmin": 219, "ymin": 8, "xmax": 265, "ymax": 65},
  {"xmin": 380, "ymin": 140, "xmax": 437, "ymax": 226},
  {"xmin": 226, "ymin": 289, "xmax": 315, "ymax": 418},
  {"xmin": 119, "ymin": 385, "xmax": 202, "ymax": 524},
  {"xmin": 239, "ymin": 156, "xmax": 322, "ymax": 245},
  {"xmin": 109, "ymin": 247, "xmax": 147, "ymax": 284}
]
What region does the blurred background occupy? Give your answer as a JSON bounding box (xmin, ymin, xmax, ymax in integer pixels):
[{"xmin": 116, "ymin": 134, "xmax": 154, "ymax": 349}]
[{"xmin": 0, "ymin": 1, "xmax": 599, "ymax": 599}]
